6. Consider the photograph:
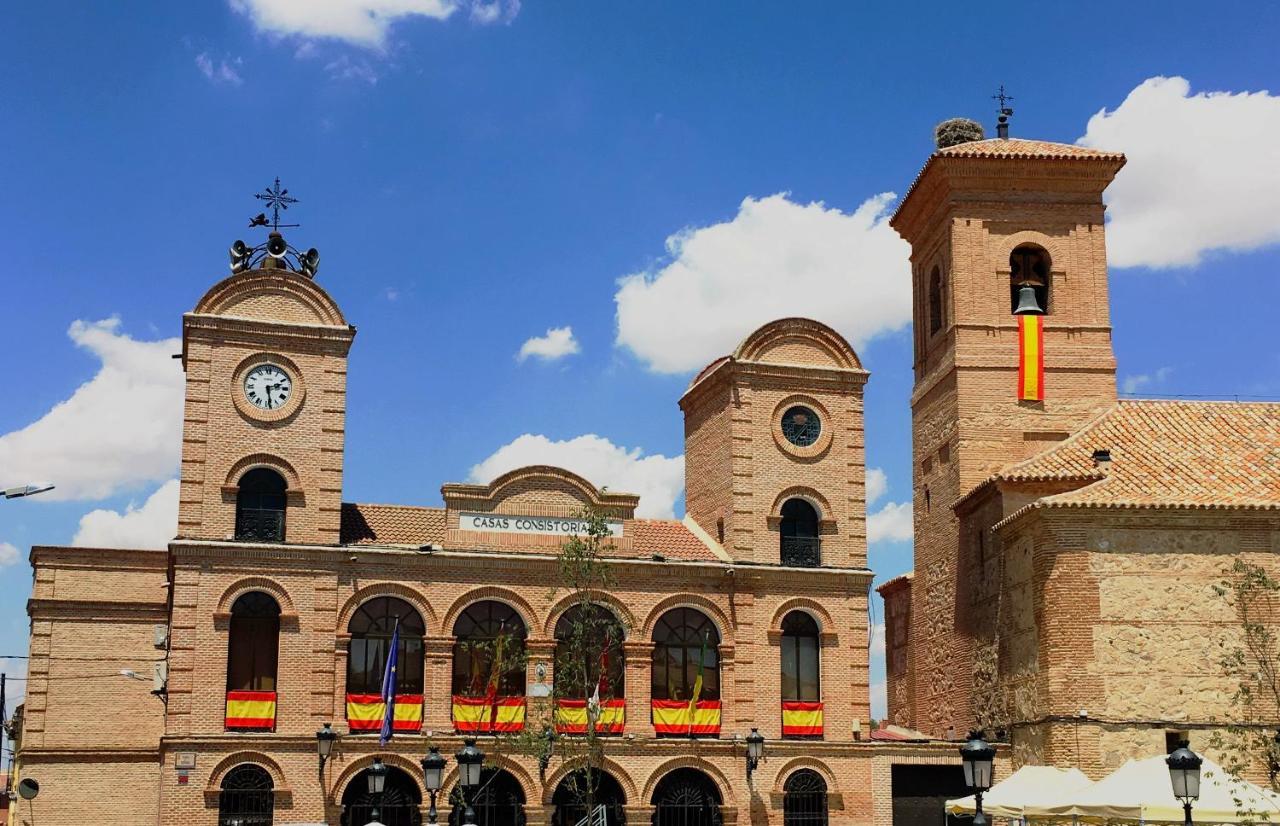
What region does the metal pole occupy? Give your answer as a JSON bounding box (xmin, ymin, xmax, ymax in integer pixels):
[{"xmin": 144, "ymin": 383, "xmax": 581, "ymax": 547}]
[
  {"xmin": 427, "ymin": 788, "xmax": 438, "ymax": 825},
  {"xmin": 973, "ymin": 789, "xmax": 987, "ymax": 826},
  {"xmin": 1184, "ymin": 800, "xmax": 1194, "ymax": 826}
]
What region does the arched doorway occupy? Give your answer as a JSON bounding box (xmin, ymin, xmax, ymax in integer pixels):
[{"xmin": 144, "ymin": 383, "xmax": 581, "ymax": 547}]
[
  {"xmin": 651, "ymin": 768, "xmax": 722, "ymax": 826},
  {"xmin": 552, "ymin": 768, "xmax": 627, "ymax": 826},
  {"xmin": 218, "ymin": 763, "xmax": 274, "ymax": 826},
  {"xmin": 341, "ymin": 764, "xmax": 422, "ymax": 826},
  {"xmin": 449, "ymin": 767, "xmax": 526, "ymax": 826}
]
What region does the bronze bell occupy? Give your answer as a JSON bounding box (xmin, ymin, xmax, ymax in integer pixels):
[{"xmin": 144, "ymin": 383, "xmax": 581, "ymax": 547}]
[{"xmin": 1013, "ymin": 283, "xmax": 1044, "ymax": 315}]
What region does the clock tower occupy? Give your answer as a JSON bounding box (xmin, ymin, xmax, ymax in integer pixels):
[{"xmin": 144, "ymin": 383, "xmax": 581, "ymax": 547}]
[{"xmin": 177, "ymin": 233, "xmax": 355, "ymax": 545}]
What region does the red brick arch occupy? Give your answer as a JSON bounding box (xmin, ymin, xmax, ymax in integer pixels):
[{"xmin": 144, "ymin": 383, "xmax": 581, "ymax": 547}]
[
  {"xmin": 439, "ymin": 752, "xmax": 537, "ymax": 804},
  {"xmin": 768, "ymin": 598, "xmax": 835, "ymax": 635},
  {"xmin": 641, "ymin": 594, "xmax": 731, "ymax": 640},
  {"xmin": 215, "ymin": 576, "xmax": 299, "ymax": 619},
  {"xmin": 204, "ymin": 751, "xmax": 291, "ymax": 804},
  {"xmin": 641, "ymin": 757, "xmax": 736, "ymax": 808},
  {"xmin": 336, "ymin": 583, "xmax": 437, "ymax": 635},
  {"xmin": 442, "ymin": 586, "xmax": 538, "ymax": 636},
  {"xmin": 541, "ymin": 755, "xmax": 639, "ymax": 805},
  {"xmin": 328, "ymin": 753, "xmax": 422, "ymax": 804},
  {"xmin": 543, "ymin": 592, "xmax": 637, "ymax": 639},
  {"xmin": 223, "ymin": 453, "xmax": 303, "ymax": 491},
  {"xmin": 767, "ymin": 757, "xmax": 839, "ymax": 797}
]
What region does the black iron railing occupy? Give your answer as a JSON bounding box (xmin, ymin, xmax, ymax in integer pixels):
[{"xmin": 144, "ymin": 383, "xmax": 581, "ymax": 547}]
[{"xmin": 781, "ymin": 536, "xmax": 821, "ymax": 567}]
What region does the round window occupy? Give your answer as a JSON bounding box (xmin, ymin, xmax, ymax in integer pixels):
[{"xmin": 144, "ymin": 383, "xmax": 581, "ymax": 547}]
[{"xmin": 781, "ymin": 406, "xmax": 821, "ymax": 447}]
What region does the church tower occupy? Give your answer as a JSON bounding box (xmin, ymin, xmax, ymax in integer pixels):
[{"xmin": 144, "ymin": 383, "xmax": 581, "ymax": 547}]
[
  {"xmin": 177, "ymin": 221, "xmax": 355, "ymax": 546},
  {"xmin": 888, "ymin": 136, "xmax": 1125, "ymax": 734}
]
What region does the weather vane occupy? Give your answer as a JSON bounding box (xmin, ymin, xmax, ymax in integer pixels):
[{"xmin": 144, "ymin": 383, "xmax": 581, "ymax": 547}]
[
  {"xmin": 249, "ymin": 177, "xmax": 300, "ymax": 231},
  {"xmin": 992, "ymin": 85, "xmax": 1014, "ymax": 138}
]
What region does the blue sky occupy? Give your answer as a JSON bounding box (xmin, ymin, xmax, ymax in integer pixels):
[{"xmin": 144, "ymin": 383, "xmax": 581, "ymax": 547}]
[{"xmin": 2, "ymin": 1, "xmax": 1279, "ymax": 716}]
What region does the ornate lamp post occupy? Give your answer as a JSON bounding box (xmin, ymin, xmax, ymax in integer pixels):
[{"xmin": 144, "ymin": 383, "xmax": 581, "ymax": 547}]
[
  {"xmin": 745, "ymin": 728, "xmax": 765, "ymax": 783},
  {"xmin": 366, "ymin": 757, "xmax": 389, "ymax": 824},
  {"xmin": 421, "ymin": 747, "xmax": 447, "ymax": 825},
  {"xmin": 1167, "ymin": 742, "xmax": 1203, "ymax": 826},
  {"xmin": 316, "ymin": 723, "xmax": 338, "ymax": 778},
  {"xmin": 959, "ymin": 730, "xmax": 996, "ymax": 826},
  {"xmin": 455, "ymin": 738, "xmax": 485, "ymax": 826}
]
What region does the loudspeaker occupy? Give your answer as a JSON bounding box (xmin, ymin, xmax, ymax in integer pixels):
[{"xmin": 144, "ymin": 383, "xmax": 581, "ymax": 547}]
[{"xmin": 266, "ymin": 233, "xmax": 288, "ymax": 258}]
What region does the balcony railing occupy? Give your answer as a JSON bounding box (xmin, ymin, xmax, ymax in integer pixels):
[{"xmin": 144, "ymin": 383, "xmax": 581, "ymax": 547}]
[
  {"xmin": 235, "ymin": 507, "xmax": 285, "ymax": 542},
  {"xmin": 781, "ymin": 536, "xmax": 821, "ymax": 567}
]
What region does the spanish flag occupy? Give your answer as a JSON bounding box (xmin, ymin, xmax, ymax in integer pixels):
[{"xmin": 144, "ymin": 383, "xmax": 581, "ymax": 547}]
[
  {"xmin": 452, "ymin": 695, "xmax": 526, "ymax": 733},
  {"xmin": 1017, "ymin": 314, "xmax": 1044, "ymax": 401},
  {"xmin": 652, "ymin": 699, "xmax": 721, "ymax": 735},
  {"xmin": 226, "ymin": 690, "xmax": 276, "ymax": 730},
  {"xmin": 781, "ymin": 701, "xmax": 823, "ymax": 737},
  {"xmin": 346, "ymin": 693, "xmax": 423, "ymax": 732},
  {"xmin": 556, "ymin": 698, "xmax": 625, "ymax": 734}
]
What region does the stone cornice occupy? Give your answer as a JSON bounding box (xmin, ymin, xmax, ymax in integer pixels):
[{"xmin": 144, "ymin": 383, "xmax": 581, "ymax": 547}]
[
  {"xmin": 28, "ymin": 598, "xmax": 168, "ymax": 620},
  {"xmin": 681, "ymin": 358, "xmax": 868, "ymax": 410},
  {"xmin": 182, "ymin": 313, "xmax": 355, "ymax": 364},
  {"xmin": 30, "ymin": 544, "xmax": 168, "ymax": 570}
]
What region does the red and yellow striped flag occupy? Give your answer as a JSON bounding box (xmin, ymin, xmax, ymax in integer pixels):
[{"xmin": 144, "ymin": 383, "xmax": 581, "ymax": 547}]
[
  {"xmin": 1017, "ymin": 315, "xmax": 1044, "ymax": 401},
  {"xmin": 781, "ymin": 701, "xmax": 823, "ymax": 737},
  {"xmin": 346, "ymin": 693, "xmax": 423, "ymax": 732},
  {"xmin": 452, "ymin": 695, "xmax": 526, "ymax": 733},
  {"xmin": 651, "ymin": 699, "xmax": 721, "ymax": 735},
  {"xmin": 555, "ymin": 698, "xmax": 625, "ymax": 734},
  {"xmin": 226, "ymin": 690, "xmax": 276, "ymax": 730}
]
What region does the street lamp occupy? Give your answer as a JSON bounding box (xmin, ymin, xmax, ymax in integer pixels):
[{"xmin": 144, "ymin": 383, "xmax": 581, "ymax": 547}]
[
  {"xmin": 2, "ymin": 483, "xmax": 54, "ymax": 500},
  {"xmin": 316, "ymin": 723, "xmax": 337, "ymax": 778},
  {"xmin": 745, "ymin": 728, "xmax": 765, "ymax": 783},
  {"xmin": 959, "ymin": 730, "xmax": 996, "ymax": 826},
  {"xmin": 420, "ymin": 747, "xmax": 447, "ymax": 825},
  {"xmin": 455, "ymin": 738, "xmax": 485, "ymax": 826},
  {"xmin": 367, "ymin": 757, "xmax": 389, "ymax": 824},
  {"xmin": 1167, "ymin": 741, "xmax": 1202, "ymax": 826}
]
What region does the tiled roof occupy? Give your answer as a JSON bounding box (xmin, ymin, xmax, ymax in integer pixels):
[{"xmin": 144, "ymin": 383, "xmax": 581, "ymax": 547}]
[
  {"xmin": 1002, "ymin": 400, "xmax": 1280, "ymax": 512},
  {"xmin": 936, "ymin": 138, "xmax": 1124, "ymax": 161},
  {"xmin": 870, "ymin": 723, "xmax": 932, "ymax": 742},
  {"xmin": 629, "ymin": 519, "xmax": 721, "ymax": 561},
  {"xmin": 340, "ymin": 503, "xmax": 446, "ymax": 546}
]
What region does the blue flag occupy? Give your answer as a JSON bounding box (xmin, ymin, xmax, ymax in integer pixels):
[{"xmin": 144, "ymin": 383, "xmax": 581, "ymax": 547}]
[{"xmin": 379, "ymin": 618, "xmax": 401, "ymax": 745}]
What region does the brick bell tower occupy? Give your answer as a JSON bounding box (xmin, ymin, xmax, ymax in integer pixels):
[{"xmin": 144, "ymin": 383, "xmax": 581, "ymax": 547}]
[
  {"xmin": 888, "ymin": 134, "xmax": 1125, "ymax": 735},
  {"xmin": 178, "ymin": 195, "xmax": 355, "ymax": 546},
  {"xmin": 680, "ymin": 317, "xmax": 870, "ymax": 570}
]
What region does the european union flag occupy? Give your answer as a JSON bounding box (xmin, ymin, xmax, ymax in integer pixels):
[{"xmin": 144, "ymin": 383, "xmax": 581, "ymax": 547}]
[{"xmin": 379, "ymin": 618, "xmax": 401, "ymax": 745}]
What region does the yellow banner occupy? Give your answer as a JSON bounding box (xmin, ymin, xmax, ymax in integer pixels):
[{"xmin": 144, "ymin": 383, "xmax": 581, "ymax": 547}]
[
  {"xmin": 226, "ymin": 690, "xmax": 276, "ymax": 730},
  {"xmin": 781, "ymin": 701, "xmax": 823, "ymax": 736}
]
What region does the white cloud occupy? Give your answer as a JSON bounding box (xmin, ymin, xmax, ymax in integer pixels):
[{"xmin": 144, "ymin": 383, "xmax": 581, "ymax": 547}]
[
  {"xmin": 71, "ymin": 480, "xmax": 179, "ymax": 550},
  {"xmin": 195, "ymin": 52, "xmax": 244, "ymax": 85},
  {"xmin": 517, "ymin": 326, "xmax": 581, "ymax": 363},
  {"xmin": 1121, "ymin": 366, "xmax": 1174, "ymax": 395},
  {"xmin": 230, "ymin": 0, "xmax": 516, "ymax": 48},
  {"xmin": 1080, "ymin": 76, "xmax": 1280, "ymax": 269},
  {"xmin": 0, "ymin": 319, "xmax": 183, "ymax": 501},
  {"xmin": 469, "ymin": 434, "xmax": 684, "ymax": 518},
  {"xmin": 0, "ymin": 542, "xmax": 20, "ymax": 568},
  {"xmin": 324, "ymin": 54, "xmax": 379, "ymax": 84},
  {"xmin": 869, "ymin": 621, "xmax": 885, "ymax": 657},
  {"xmin": 866, "ymin": 467, "xmax": 888, "ymax": 506},
  {"xmin": 868, "ymin": 501, "xmax": 913, "ymax": 544},
  {"xmin": 469, "ymin": 0, "xmax": 519, "ymax": 24},
  {"xmin": 614, "ymin": 193, "xmax": 911, "ymax": 374}
]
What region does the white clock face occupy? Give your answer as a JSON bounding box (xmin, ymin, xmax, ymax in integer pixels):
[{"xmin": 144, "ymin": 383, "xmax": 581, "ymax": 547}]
[{"xmin": 243, "ymin": 364, "xmax": 293, "ymax": 410}]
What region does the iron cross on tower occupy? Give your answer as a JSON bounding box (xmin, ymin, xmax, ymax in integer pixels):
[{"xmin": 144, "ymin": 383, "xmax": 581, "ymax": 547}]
[
  {"xmin": 249, "ymin": 177, "xmax": 300, "ymax": 231},
  {"xmin": 992, "ymin": 85, "xmax": 1014, "ymax": 138}
]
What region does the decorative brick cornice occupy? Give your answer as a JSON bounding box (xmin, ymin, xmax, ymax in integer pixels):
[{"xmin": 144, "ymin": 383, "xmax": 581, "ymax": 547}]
[{"xmin": 28, "ymin": 598, "xmax": 167, "ymax": 621}]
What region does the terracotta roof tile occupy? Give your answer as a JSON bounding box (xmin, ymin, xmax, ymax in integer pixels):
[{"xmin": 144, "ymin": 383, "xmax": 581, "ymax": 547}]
[
  {"xmin": 628, "ymin": 519, "xmax": 720, "ymax": 562},
  {"xmin": 936, "ymin": 138, "xmax": 1124, "ymax": 161},
  {"xmin": 340, "ymin": 503, "xmax": 446, "ymax": 546},
  {"xmin": 1001, "ymin": 400, "xmax": 1280, "ymax": 511}
]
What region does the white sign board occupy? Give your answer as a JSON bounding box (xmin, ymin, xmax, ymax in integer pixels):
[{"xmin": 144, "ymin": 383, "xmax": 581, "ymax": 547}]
[{"xmin": 459, "ymin": 512, "xmax": 623, "ymax": 537}]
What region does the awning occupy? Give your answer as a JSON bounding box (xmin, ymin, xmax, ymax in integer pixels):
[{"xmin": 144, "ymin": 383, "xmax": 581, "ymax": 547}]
[{"xmin": 946, "ymin": 764, "xmax": 1092, "ymax": 819}]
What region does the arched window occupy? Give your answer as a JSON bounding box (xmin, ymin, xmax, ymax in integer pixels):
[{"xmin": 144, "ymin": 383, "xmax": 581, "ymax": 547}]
[
  {"xmin": 227, "ymin": 592, "xmax": 280, "ymax": 693},
  {"xmin": 928, "ymin": 265, "xmax": 944, "ymax": 335},
  {"xmin": 552, "ymin": 769, "xmax": 627, "ymax": 826},
  {"xmin": 218, "ymin": 764, "xmax": 274, "ymax": 826},
  {"xmin": 449, "ymin": 768, "xmax": 526, "ymax": 826},
  {"xmin": 651, "ymin": 607, "xmax": 720, "ymax": 704},
  {"xmin": 783, "ymin": 770, "xmax": 829, "ymax": 826},
  {"xmin": 555, "ymin": 604, "xmax": 626, "ymax": 700},
  {"xmin": 1010, "ymin": 244, "xmax": 1051, "ymax": 315},
  {"xmin": 651, "ymin": 768, "xmax": 722, "ymax": 826},
  {"xmin": 347, "ymin": 597, "xmax": 425, "ymax": 695},
  {"xmin": 342, "ymin": 764, "xmax": 422, "ymax": 826},
  {"xmin": 452, "ymin": 601, "xmax": 528, "ymax": 696},
  {"xmin": 235, "ymin": 468, "xmax": 287, "ymax": 542},
  {"xmin": 780, "ymin": 499, "xmax": 821, "ymax": 567},
  {"xmin": 781, "ymin": 612, "xmax": 820, "ymax": 704}
]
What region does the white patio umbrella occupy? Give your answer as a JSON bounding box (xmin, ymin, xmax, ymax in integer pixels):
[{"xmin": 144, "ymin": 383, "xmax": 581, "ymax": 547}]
[
  {"xmin": 946, "ymin": 764, "xmax": 1093, "ymax": 819},
  {"xmin": 1025, "ymin": 753, "xmax": 1280, "ymax": 823}
]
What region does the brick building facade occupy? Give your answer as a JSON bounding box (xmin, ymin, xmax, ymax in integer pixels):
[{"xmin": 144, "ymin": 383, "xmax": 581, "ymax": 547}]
[
  {"xmin": 879, "ymin": 137, "xmax": 1280, "ymax": 776},
  {"xmin": 14, "ymin": 249, "xmax": 969, "ymax": 825}
]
